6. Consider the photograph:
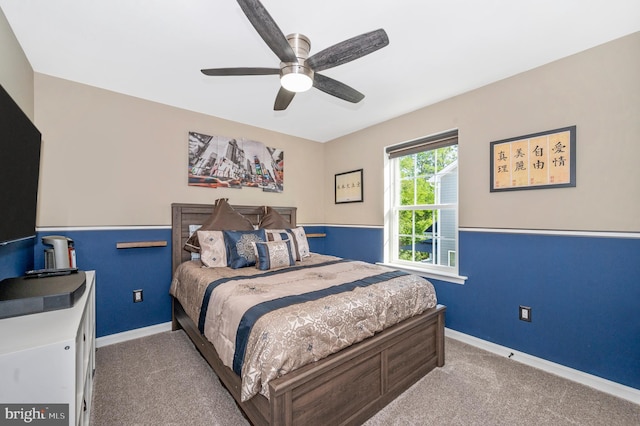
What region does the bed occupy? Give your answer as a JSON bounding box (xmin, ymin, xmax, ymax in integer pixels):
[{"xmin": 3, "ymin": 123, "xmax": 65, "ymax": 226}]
[{"xmin": 170, "ymin": 202, "xmax": 446, "ymax": 425}]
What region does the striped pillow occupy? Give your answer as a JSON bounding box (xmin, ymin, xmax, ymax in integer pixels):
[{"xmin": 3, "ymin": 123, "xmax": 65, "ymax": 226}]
[{"xmin": 266, "ymin": 227, "xmax": 310, "ymax": 261}]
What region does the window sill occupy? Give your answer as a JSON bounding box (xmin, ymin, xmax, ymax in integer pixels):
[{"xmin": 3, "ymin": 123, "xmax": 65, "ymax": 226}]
[{"xmin": 377, "ymin": 262, "xmax": 467, "ymax": 285}]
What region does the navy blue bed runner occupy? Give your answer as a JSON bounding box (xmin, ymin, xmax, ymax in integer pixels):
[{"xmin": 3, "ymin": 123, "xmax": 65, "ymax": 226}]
[{"xmin": 198, "ymin": 259, "xmax": 347, "ymax": 333}]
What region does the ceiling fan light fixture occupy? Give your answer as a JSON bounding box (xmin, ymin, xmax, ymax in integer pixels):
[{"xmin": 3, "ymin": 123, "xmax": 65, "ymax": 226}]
[
  {"xmin": 200, "ymin": 2, "xmax": 389, "ymax": 110},
  {"xmin": 280, "ymin": 63, "xmax": 314, "ymax": 92}
]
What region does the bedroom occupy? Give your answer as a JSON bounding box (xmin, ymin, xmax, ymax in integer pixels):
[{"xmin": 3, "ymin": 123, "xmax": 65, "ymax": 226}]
[{"xmin": 0, "ymin": 1, "xmax": 638, "ymax": 422}]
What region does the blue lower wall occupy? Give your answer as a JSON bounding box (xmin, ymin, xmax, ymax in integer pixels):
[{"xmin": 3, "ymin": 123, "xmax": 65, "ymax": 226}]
[
  {"xmin": 321, "ymin": 227, "xmax": 640, "ymax": 391},
  {"xmin": 34, "ymin": 229, "xmax": 173, "ymax": 338},
  {"xmin": 436, "ymin": 231, "xmax": 640, "ymax": 392},
  {"xmin": 322, "ymin": 226, "xmax": 383, "ymax": 264},
  {"xmin": 2, "ymin": 225, "xmax": 636, "ymax": 391},
  {"xmin": 0, "ymin": 238, "xmax": 36, "ymax": 281}
]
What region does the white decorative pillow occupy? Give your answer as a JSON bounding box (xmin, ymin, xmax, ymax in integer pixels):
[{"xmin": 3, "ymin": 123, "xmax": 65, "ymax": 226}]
[
  {"xmin": 253, "ymin": 239, "xmax": 295, "ymax": 270},
  {"xmin": 197, "ymin": 230, "xmax": 226, "ymax": 267},
  {"xmin": 290, "ymin": 226, "xmax": 310, "ymax": 260},
  {"xmin": 188, "ymin": 225, "xmax": 202, "ymax": 260}
]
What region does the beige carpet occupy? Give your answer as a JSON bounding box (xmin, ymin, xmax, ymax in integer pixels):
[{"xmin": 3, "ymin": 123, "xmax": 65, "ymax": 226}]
[{"xmin": 91, "ymin": 330, "xmax": 640, "ymax": 425}]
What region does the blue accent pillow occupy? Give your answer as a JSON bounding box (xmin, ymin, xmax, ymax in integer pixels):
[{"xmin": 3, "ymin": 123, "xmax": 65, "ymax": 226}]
[
  {"xmin": 223, "ymin": 229, "xmax": 267, "ymax": 269},
  {"xmin": 254, "ymin": 239, "xmax": 296, "ymax": 270}
]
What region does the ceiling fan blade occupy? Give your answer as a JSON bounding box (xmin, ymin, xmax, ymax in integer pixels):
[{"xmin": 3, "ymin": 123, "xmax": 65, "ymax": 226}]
[
  {"xmin": 313, "ymin": 73, "xmax": 364, "ymax": 103},
  {"xmin": 274, "ymin": 87, "xmax": 296, "ymax": 111},
  {"xmin": 306, "ymin": 29, "xmax": 389, "ymax": 72},
  {"xmin": 236, "ymin": 0, "xmax": 297, "ymax": 63},
  {"xmin": 201, "ymin": 67, "xmax": 280, "ymax": 76}
]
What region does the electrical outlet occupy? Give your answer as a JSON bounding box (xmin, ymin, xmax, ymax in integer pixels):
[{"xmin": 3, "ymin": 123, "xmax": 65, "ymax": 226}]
[
  {"xmin": 133, "ymin": 289, "xmax": 143, "ymax": 303},
  {"xmin": 519, "ymin": 305, "xmax": 531, "ymax": 322}
]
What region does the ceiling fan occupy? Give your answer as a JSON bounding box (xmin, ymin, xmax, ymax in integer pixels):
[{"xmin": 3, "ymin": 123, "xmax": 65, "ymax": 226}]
[{"xmin": 201, "ymin": 0, "xmax": 389, "ymax": 111}]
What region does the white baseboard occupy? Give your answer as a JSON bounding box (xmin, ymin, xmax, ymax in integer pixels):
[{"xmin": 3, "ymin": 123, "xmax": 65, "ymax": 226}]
[
  {"xmin": 96, "ymin": 322, "xmax": 172, "ymax": 348},
  {"xmin": 445, "ymin": 328, "xmax": 640, "ymax": 406}
]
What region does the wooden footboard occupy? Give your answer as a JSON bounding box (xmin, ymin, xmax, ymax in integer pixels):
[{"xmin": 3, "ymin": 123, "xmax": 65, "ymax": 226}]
[{"xmin": 173, "ymin": 298, "xmax": 445, "ymax": 426}]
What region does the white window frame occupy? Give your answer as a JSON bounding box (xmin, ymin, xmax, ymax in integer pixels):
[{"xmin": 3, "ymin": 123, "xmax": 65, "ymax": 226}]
[{"xmin": 382, "ymin": 130, "xmax": 467, "ymax": 284}]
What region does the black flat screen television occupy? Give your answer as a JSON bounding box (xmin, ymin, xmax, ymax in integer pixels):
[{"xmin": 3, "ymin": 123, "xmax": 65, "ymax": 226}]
[{"xmin": 0, "ymin": 84, "xmax": 42, "ymax": 245}]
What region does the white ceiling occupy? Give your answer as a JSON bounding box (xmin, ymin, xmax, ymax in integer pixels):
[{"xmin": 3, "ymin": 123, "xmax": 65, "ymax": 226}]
[{"xmin": 1, "ymin": 1, "xmax": 638, "ymax": 142}]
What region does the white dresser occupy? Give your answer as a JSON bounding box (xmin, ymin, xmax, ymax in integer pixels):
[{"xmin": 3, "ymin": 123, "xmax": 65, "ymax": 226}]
[{"xmin": 0, "ymin": 270, "xmax": 95, "ymax": 426}]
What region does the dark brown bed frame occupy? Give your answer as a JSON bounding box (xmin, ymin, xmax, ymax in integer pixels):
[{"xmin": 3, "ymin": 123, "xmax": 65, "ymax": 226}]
[{"xmin": 171, "ymin": 203, "xmax": 446, "ymax": 426}]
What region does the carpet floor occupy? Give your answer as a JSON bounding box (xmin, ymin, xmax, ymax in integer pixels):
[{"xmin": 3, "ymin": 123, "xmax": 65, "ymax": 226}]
[{"xmin": 90, "ymin": 330, "xmax": 640, "ymax": 425}]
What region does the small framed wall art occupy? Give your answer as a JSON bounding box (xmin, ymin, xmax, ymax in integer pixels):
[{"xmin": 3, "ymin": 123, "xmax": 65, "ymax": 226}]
[
  {"xmin": 335, "ymin": 169, "xmax": 363, "ymax": 204},
  {"xmin": 490, "ymin": 126, "xmax": 576, "ymax": 192}
]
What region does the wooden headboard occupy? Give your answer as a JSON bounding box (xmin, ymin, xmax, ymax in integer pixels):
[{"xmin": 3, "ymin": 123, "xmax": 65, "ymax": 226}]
[{"xmin": 171, "ymin": 203, "xmax": 297, "ymax": 273}]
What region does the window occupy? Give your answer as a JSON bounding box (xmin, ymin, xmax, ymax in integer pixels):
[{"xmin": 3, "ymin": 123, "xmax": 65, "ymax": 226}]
[{"xmin": 384, "ymin": 130, "xmax": 465, "ymax": 283}]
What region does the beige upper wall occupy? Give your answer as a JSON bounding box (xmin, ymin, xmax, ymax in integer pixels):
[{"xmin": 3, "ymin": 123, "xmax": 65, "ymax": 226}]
[
  {"xmin": 324, "ymin": 32, "xmax": 640, "ymax": 233},
  {"xmin": 0, "ymin": 7, "xmax": 33, "ymax": 118},
  {"xmin": 12, "ymin": 25, "xmax": 640, "ymax": 232},
  {"xmin": 33, "ymin": 75, "xmax": 324, "ymax": 227}
]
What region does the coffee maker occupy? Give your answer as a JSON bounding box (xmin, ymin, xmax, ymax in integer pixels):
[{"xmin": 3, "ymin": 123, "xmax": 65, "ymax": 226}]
[{"xmin": 42, "ymin": 235, "xmax": 76, "ymax": 269}]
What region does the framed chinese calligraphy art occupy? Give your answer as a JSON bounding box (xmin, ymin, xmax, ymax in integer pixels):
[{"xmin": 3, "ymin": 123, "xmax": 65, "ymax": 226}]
[
  {"xmin": 335, "ymin": 169, "xmax": 363, "ymax": 203},
  {"xmin": 490, "ymin": 126, "xmax": 576, "ymax": 192}
]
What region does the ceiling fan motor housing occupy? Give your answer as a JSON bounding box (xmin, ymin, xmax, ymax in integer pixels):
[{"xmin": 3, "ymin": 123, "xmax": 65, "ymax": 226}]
[{"xmin": 280, "ymin": 33, "xmax": 314, "ymax": 92}]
